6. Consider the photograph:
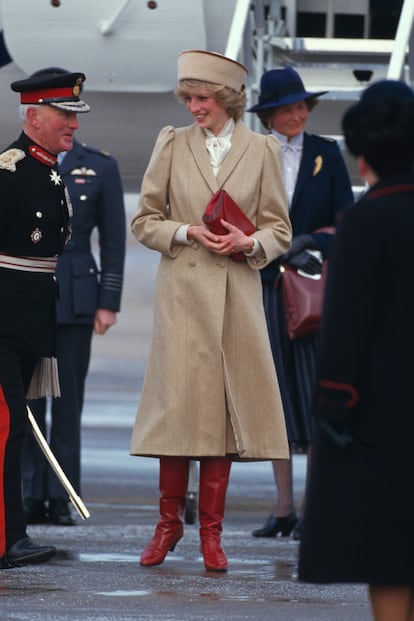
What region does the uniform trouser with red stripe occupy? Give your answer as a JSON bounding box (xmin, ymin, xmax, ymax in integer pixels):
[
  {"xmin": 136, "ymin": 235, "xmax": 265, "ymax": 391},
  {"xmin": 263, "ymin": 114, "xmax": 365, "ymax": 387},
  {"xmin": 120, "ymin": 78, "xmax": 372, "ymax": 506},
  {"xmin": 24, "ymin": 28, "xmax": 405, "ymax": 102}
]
[{"xmin": 0, "ymin": 343, "xmax": 37, "ymax": 557}]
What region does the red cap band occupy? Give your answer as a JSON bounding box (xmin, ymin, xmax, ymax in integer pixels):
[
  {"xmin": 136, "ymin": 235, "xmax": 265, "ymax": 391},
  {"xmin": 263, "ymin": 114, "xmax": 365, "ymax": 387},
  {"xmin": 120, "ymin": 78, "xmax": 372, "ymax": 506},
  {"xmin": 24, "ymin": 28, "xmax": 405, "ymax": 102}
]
[{"xmin": 20, "ymin": 86, "xmax": 78, "ymax": 104}]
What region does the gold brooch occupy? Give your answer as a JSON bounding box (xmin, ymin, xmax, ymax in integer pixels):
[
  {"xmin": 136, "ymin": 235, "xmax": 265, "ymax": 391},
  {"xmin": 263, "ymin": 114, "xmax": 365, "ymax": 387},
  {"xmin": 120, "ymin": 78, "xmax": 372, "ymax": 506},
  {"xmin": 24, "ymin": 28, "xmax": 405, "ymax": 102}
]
[{"xmin": 313, "ymin": 155, "xmax": 323, "ymax": 176}]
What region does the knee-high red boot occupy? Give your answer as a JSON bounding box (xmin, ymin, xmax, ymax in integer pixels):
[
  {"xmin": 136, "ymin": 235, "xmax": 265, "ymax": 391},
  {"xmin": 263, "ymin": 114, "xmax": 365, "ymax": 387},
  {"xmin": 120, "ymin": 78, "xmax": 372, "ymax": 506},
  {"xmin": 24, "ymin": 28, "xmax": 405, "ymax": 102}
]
[
  {"xmin": 140, "ymin": 457, "xmax": 190, "ymax": 567},
  {"xmin": 199, "ymin": 456, "xmax": 232, "ymax": 571}
]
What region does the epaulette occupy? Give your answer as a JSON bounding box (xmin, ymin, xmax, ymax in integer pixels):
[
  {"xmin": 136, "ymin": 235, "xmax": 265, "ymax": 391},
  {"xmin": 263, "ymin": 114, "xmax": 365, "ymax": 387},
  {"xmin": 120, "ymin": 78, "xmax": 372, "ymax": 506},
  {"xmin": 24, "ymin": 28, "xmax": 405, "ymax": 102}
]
[
  {"xmin": 81, "ymin": 143, "xmax": 111, "ymax": 158},
  {"xmin": 0, "ymin": 148, "xmax": 25, "ymax": 172}
]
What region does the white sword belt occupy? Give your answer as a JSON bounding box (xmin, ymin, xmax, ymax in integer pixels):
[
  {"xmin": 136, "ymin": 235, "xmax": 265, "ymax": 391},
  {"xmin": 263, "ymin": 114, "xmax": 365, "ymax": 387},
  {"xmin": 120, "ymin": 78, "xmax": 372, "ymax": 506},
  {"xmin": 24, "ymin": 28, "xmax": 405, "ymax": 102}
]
[{"xmin": 0, "ymin": 253, "xmax": 57, "ymax": 273}]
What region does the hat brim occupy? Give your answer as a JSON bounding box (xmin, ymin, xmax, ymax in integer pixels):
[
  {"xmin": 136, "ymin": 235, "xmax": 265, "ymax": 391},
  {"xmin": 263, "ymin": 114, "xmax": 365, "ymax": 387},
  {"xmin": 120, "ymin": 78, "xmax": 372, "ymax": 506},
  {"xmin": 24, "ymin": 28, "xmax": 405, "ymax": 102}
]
[
  {"xmin": 50, "ymin": 100, "xmax": 90, "ymax": 113},
  {"xmin": 247, "ymin": 90, "xmax": 328, "ymax": 113}
]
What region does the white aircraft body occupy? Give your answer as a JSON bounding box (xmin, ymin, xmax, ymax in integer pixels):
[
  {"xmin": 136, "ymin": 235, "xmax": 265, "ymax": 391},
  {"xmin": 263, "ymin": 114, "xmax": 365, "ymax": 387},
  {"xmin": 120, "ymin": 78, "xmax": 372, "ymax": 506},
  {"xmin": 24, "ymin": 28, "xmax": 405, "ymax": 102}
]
[{"xmin": 0, "ymin": 0, "xmax": 412, "ymax": 190}]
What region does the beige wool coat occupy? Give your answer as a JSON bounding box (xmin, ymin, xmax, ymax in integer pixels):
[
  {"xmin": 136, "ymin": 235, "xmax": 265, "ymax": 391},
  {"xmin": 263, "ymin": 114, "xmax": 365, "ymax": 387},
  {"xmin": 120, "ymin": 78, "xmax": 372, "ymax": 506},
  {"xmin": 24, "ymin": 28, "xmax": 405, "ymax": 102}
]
[{"xmin": 130, "ymin": 120, "xmax": 292, "ymax": 459}]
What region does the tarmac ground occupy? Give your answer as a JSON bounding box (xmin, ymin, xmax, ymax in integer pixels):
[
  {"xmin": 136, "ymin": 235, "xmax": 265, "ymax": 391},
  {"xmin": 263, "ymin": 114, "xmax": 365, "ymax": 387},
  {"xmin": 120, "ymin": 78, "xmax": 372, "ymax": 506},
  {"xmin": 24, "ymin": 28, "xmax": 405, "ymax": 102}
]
[{"xmin": 1, "ymin": 196, "xmax": 373, "ymax": 620}]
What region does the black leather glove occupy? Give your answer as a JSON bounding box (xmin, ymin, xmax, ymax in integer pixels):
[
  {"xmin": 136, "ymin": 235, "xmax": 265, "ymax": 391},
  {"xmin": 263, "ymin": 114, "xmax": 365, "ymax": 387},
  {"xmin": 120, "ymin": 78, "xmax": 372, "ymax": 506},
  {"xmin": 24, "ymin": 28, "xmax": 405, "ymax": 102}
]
[
  {"xmin": 285, "ymin": 250, "xmax": 323, "ymax": 275},
  {"xmin": 282, "ymin": 234, "xmax": 317, "ymax": 261}
]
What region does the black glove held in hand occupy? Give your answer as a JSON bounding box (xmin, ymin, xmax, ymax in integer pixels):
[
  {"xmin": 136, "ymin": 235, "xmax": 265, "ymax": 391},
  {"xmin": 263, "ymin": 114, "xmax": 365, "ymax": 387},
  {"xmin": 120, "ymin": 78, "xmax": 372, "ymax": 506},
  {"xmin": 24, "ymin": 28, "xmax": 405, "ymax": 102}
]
[
  {"xmin": 285, "ymin": 250, "xmax": 323, "ymax": 275},
  {"xmin": 282, "ymin": 234, "xmax": 317, "ymax": 261}
]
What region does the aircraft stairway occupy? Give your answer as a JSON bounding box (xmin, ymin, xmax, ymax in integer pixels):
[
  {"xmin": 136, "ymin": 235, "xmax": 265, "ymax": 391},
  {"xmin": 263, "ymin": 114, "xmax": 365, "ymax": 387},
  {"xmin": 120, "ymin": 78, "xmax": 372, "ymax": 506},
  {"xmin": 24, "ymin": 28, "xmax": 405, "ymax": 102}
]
[{"xmin": 227, "ymin": 0, "xmax": 414, "ymax": 139}]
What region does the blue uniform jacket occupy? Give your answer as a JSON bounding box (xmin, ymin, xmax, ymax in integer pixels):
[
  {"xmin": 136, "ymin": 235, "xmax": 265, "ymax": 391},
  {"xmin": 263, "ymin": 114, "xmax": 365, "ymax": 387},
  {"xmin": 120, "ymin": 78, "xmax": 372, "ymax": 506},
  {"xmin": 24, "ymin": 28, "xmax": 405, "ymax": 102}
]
[
  {"xmin": 262, "ymin": 133, "xmax": 354, "ymax": 282},
  {"xmin": 56, "ymin": 140, "xmax": 126, "ymax": 324}
]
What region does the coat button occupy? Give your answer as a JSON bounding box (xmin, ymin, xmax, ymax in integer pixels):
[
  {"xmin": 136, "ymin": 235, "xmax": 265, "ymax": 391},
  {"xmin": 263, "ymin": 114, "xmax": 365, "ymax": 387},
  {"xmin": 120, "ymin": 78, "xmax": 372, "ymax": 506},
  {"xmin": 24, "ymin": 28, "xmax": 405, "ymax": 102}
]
[
  {"xmin": 36, "ymin": 211, "xmax": 42, "ymax": 218},
  {"xmin": 189, "ymin": 261, "xmax": 196, "ymax": 267}
]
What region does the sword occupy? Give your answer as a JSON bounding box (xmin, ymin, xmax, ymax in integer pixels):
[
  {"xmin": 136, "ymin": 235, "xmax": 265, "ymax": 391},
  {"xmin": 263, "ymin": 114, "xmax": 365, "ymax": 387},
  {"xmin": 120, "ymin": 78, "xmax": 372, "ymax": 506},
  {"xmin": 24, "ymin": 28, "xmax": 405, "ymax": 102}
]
[{"xmin": 26, "ymin": 405, "xmax": 90, "ymax": 520}]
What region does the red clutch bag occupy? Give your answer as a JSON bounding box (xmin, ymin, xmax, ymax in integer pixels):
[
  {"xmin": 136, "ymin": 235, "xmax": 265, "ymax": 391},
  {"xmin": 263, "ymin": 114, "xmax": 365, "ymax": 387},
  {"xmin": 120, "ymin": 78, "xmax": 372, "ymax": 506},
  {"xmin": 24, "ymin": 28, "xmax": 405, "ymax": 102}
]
[{"xmin": 202, "ymin": 189, "xmax": 256, "ymax": 262}]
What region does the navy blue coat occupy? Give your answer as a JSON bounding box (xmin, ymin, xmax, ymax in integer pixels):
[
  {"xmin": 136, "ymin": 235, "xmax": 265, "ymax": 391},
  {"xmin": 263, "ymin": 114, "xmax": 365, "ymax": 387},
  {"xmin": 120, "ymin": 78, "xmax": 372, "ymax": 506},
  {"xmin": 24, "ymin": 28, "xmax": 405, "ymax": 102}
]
[
  {"xmin": 56, "ymin": 140, "xmax": 126, "ymax": 325},
  {"xmin": 260, "ymin": 132, "xmax": 353, "ymax": 445},
  {"xmin": 299, "ymin": 174, "xmax": 414, "ymax": 583},
  {"xmin": 262, "ymin": 133, "xmax": 353, "ymax": 282}
]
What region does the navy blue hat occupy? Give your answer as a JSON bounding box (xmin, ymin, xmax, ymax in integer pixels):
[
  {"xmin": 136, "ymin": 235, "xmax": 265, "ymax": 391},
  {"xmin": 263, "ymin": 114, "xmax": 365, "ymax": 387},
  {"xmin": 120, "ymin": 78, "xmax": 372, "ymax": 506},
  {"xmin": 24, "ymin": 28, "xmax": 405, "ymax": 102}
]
[
  {"xmin": 357, "ymin": 78, "xmax": 414, "ymax": 105},
  {"xmin": 11, "ymin": 67, "xmax": 90, "ymax": 113},
  {"xmin": 247, "ymin": 66, "xmax": 327, "ymax": 113}
]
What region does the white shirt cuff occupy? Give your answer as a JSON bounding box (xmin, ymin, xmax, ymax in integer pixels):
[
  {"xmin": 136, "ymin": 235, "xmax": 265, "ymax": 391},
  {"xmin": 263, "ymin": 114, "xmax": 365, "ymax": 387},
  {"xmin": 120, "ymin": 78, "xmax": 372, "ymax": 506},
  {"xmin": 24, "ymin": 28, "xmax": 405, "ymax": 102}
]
[
  {"xmin": 174, "ymin": 224, "xmax": 191, "ymax": 245},
  {"xmin": 244, "ymin": 237, "xmax": 259, "ymax": 257}
]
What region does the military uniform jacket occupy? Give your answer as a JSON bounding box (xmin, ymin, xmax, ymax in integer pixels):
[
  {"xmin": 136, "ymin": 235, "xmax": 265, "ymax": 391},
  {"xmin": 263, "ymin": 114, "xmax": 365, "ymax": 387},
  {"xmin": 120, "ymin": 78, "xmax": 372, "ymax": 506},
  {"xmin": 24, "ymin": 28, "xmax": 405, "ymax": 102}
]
[
  {"xmin": 56, "ymin": 140, "xmax": 126, "ymax": 324},
  {"xmin": 0, "ymin": 132, "xmax": 70, "ymax": 356}
]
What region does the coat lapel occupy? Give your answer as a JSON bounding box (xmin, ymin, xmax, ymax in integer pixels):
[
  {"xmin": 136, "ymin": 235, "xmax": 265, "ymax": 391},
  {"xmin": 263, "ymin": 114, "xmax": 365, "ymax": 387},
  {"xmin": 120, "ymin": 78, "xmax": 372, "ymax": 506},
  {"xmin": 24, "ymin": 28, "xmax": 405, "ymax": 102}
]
[
  {"xmin": 187, "ymin": 120, "xmax": 251, "ymax": 194},
  {"xmin": 187, "ymin": 124, "xmax": 218, "ymax": 193},
  {"xmin": 216, "ymin": 121, "xmax": 251, "ymax": 188},
  {"xmin": 291, "ymin": 133, "xmax": 318, "ymax": 210}
]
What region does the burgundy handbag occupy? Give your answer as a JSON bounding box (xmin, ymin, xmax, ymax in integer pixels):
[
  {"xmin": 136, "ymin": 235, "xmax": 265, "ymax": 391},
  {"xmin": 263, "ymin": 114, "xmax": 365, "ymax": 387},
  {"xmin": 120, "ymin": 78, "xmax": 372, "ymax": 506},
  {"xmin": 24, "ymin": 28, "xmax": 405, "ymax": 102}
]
[
  {"xmin": 279, "ymin": 227, "xmax": 335, "ymax": 340},
  {"xmin": 279, "ymin": 262, "xmax": 328, "ymax": 339},
  {"xmin": 202, "ymin": 189, "xmax": 255, "ymax": 262}
]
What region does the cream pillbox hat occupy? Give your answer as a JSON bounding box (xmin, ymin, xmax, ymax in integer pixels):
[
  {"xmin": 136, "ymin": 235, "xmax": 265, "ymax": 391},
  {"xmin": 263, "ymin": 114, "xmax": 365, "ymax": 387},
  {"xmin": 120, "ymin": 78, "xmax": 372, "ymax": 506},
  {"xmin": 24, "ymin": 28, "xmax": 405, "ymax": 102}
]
[{"xmin": 177, "ymin": 49, "xmax": 247, "ymax": 92}]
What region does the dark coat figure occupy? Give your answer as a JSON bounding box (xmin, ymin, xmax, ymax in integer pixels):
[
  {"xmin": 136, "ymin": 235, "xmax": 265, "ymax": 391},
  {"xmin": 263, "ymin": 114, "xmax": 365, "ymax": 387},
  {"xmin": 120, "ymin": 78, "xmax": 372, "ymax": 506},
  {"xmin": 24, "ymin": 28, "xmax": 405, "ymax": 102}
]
[
  {"xmin": 299, "ymin": 78, "xmax": 414, "ymax": 621},
  {"xmin": 0, "ymin": 67, "xmax": 90, "ymax": 568},
  {"xmin": 299, "ymin": 174, "xmax": 414, "ymax": 582},
  {"xmin": 23, "ymin": 139, "xmax": 126, "ymax": 525}
]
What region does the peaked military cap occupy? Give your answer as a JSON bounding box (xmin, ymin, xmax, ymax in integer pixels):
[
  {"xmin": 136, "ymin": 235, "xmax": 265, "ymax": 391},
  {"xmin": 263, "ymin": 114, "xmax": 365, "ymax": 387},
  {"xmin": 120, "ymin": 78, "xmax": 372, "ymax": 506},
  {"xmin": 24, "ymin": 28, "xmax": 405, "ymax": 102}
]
[{"xmin": 11, "ymin": 67, "xmax": 90, "ymax": 113}]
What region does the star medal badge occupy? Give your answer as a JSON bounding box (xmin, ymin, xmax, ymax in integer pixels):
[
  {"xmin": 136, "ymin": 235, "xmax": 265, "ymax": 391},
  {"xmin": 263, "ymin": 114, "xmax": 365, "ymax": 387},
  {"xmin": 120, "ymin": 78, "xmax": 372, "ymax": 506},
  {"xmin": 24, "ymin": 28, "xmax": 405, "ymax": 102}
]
[{"xmin": 50, "ymin": 169, "xmax": 62, "ymax": 186}]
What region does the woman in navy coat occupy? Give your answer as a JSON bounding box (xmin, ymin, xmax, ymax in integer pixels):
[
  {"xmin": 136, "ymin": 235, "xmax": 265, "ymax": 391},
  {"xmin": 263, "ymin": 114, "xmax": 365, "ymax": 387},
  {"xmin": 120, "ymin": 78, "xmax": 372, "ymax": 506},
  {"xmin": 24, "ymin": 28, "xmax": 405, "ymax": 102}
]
[
  {"xmin": 247, "ymin": 66, "xmax": 353, "ymax": 539},
  {"xmin": 299, "ymin": 79, "xmax": 414, "ymax": 621}
]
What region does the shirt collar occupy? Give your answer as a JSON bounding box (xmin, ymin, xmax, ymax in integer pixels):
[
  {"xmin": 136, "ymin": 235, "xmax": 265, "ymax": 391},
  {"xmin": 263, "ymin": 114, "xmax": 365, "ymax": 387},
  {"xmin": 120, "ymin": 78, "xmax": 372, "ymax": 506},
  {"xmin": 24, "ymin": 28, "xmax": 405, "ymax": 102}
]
[
  {"xmin": 271, "ymin": 130, "xmax": 304, "ymax": 150},
  {"xmin": 204, "ymin": 117, "xmax": 234, "ymax": 139}
]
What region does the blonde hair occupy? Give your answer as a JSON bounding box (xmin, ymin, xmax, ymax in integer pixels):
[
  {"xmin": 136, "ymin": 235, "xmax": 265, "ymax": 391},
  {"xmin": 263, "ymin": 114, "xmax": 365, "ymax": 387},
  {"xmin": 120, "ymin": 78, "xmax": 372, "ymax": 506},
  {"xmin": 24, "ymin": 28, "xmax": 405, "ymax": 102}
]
[{"xmin": 175, "ymin": 79, "xmax": 246, "ymax": 121}]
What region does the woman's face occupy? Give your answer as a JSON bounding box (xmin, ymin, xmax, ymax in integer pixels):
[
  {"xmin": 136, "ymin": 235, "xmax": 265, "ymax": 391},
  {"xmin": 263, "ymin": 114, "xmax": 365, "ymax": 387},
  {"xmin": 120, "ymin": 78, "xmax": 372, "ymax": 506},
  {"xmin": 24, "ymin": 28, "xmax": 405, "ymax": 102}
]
[
  {"xmin": 183, "ymin": 87, "xmax": 230, "ymax": 136},
  {"xmin": 268, "ymin": 100, "xmax": 309, "ymax": 140}
]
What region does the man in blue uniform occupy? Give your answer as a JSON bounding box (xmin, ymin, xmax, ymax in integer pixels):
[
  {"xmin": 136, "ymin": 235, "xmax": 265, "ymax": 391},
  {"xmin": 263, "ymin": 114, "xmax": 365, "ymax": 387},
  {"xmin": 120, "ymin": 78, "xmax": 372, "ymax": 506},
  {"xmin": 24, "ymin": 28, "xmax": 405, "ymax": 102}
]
[
  {"xmin": 22, "ymin": 132, "xmax": 126, "ymax": 525},
  {"xmin": 0, "ymin": 68, "xmax": 90, "ymax": 567}
]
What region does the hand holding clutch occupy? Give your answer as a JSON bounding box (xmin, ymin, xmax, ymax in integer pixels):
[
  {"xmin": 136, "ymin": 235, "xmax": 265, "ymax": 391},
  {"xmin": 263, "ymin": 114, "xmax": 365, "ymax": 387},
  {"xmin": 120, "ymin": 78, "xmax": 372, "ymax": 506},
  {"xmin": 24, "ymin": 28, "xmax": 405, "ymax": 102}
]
[{"xmin": 202, "ymin": 189, "xmax": 255, "ymax": 262}]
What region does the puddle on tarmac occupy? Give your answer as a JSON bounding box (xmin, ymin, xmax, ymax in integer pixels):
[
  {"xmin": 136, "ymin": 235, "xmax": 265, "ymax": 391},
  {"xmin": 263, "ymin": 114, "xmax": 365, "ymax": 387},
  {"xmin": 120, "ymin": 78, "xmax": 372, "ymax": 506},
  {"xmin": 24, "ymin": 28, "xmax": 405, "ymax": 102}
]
[
  {"xmin": 95, "ymin": 590, "xmax": 258, "ymax": 601},
  {"xmin": 96, "ymin": 590, "xmax": 152, "ymax": 597},
  {"xmin": 78, "ymin": 553, "xmax": 138, "ymax": 563}
]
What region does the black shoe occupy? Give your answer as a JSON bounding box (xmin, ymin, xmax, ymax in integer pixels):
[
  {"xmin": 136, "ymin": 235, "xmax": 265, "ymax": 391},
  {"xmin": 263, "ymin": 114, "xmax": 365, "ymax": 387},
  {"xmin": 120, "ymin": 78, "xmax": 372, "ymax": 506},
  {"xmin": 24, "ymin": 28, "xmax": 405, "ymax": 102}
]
[
  {"xmin": 292, "ymin": 517, "xmax": 303, "ymax": 541},
  {"xmin": 252, "ymin": 512, "xmax": 298, "ymax": 537},
  {"xmin": 24, "ymin": 498, "xmax": 48, "ymax": 524},
  {"xmin": 5, "ymin": 536, "xmax": 56, "ymax": 567},
  {"xmin": 48, "ymin": 499, "xmax": 76, "ymax": 526}
]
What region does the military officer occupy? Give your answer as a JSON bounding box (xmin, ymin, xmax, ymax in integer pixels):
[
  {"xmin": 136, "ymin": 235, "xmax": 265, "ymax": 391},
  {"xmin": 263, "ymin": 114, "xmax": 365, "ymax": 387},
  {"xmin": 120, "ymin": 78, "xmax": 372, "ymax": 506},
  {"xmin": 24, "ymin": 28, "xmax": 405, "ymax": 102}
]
[
  {"xmin": 23, "ymin": 134, "xmax": 126, "ymax": 526},
  {"xmin": 0, "ymin": 68, "xmax": 90, "ymax": 568}
]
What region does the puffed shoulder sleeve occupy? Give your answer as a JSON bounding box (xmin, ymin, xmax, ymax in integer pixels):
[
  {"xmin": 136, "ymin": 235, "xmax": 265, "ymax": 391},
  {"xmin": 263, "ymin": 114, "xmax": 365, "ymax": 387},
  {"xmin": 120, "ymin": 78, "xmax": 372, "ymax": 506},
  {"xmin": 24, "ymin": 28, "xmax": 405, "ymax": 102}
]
[
  {"xmin": 247, "ymin": 134, "xmax": 291, "ymax": 269},
  {"xmin": 131, "ymin": 126, "xmax": 183, "ymax": 255}
]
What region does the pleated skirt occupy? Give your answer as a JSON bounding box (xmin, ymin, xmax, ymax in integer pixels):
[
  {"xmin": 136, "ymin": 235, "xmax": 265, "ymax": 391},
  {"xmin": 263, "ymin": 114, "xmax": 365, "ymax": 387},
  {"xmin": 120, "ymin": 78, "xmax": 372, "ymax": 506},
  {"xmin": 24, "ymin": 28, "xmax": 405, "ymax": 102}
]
[{"xmin": 262, "ymin": 279, "xmax": 319, "ymax": 448}]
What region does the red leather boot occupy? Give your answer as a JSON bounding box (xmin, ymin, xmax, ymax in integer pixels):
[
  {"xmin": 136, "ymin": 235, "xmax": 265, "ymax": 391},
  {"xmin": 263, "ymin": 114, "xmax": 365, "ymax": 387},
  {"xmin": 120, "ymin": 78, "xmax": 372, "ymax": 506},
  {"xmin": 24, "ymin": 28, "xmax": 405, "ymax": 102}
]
[
  {"xmin": 199, "ymin": 456, "xmax": 232, "ymax": 571},
  {"xmin": 140, "ymin": 457, "xmax": 189, "ymax": 566}
]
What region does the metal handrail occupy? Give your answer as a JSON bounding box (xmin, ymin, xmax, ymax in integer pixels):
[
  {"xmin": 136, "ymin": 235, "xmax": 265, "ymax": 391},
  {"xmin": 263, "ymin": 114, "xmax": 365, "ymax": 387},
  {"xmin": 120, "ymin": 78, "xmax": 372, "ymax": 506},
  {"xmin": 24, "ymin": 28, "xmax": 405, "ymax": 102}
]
[
  {"xmin": 224, "ymin": 0, "xmax": 251, "ymax": 60},
  {"xmin": 387, "ymin": 0, "xmax": 414, "ymax": 80}
]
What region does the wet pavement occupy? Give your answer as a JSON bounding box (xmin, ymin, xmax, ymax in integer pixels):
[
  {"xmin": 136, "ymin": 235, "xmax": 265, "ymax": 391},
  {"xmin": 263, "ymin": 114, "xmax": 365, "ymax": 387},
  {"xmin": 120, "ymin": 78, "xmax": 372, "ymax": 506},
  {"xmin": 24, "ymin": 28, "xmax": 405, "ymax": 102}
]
[{"xmin": 1, "ymin": 196, "xmax": 372, "ymax": 620}]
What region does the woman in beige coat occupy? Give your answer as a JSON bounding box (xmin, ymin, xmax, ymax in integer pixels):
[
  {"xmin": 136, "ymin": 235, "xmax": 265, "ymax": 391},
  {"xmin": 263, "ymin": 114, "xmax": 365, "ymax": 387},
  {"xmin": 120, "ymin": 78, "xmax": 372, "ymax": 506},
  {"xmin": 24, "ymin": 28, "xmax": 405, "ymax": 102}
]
[{"xmin": 130, "ymin": 49, "xmax": 291, "ymax": 572}]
